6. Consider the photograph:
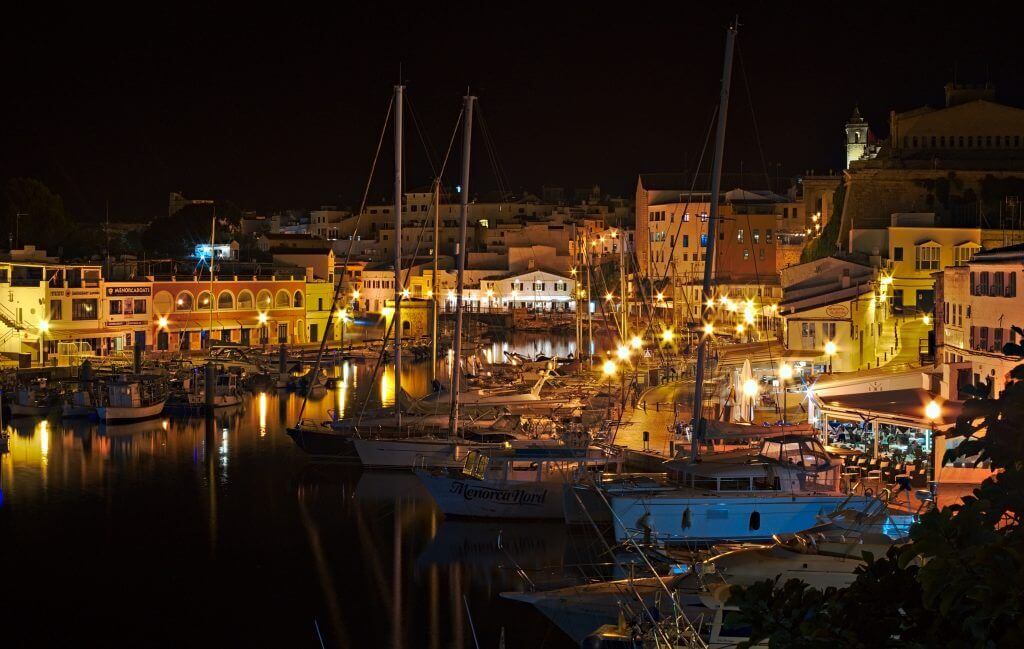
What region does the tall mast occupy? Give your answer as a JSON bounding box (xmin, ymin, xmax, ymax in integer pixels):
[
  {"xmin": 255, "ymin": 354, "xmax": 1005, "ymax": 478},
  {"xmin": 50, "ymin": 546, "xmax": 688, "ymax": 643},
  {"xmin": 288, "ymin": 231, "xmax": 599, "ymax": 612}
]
[
  {"xmin": 691, "ymin": 19, "xmax": 738, "ymax": 462},
  {"xmin": 209, "ymin": 212, "xmax": 216, "ymax": 345},
  {"xmin": 393, "ymin": 83, "xmax": 404, "ymax": 431},
  {"xmin": 431, "ymin": 180, "xmax": 440, "ymax": 381},
  {"xmin": 449, "ymin": 93, "xmax": 475, "ymax": 438},
  {"xmin": 620, "ymin": 228, "xmax": 628, "ymax": 340}
]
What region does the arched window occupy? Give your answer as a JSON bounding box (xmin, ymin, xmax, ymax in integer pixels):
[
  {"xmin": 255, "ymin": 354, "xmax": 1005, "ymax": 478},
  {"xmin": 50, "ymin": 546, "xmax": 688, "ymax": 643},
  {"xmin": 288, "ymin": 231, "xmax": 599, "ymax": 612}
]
[
  {"xmin": 237, "ymin": 290, "xmax": 254, "ymax": 309},
  {"xmin": 293, "ymin": 291, "xmax": 304, "ymax": 308},
  {"xmin": 217, "ymin": 291, "xmax": 234, "ymax": 310},
  {"xmin": 196, "ymin": 291, "xmax": 213, "ymax": 309},
  {"xmin": 154, "ymin": 291, "xmax": 174, "ymax": 314},
  {"xmin": 257, "ymin": 290, "xmax": 272, "ymax": 310},
  {"xmin": 175, "ymin": 292, "xmax": 194, "ymax": 311},
  {"xmin": 275, "ymin": 290, "xmax": 290, "ymax": 308}
]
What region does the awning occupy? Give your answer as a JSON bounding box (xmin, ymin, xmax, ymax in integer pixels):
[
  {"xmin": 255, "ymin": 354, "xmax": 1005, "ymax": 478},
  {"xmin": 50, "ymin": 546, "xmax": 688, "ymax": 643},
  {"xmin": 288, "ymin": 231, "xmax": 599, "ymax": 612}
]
[
  {"xmin": 176, "ymin": 320, "xmax": 238, "ymax": 332},
  {"xmin": 704, "ymin": 419, "xmax": 816, "ymax": 440},
  {"xmin": 818, "ymin": 388, "xmax": 963, "ymax": 428},
  {"xmin": 44, "ymin": 327, "xmax": 132, "ymax": 340}
]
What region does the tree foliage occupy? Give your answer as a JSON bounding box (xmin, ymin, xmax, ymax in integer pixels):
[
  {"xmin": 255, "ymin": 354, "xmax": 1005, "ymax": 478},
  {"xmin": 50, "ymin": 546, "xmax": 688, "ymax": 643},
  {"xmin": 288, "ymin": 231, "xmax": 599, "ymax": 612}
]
[
  {"xmin": 0, "ymin": 177, "xmax": 73, "ymax": 252},
  {"xmin": 730, "ymin": 335, "xmax": 1024, "ymax": 647},
  {"xmin": 800, "ymin": 180, "xmax": 846, "ymax": 264},
  {"xmin": 140, "ymin": 201, "xmax": 242, "ymax": 257}
]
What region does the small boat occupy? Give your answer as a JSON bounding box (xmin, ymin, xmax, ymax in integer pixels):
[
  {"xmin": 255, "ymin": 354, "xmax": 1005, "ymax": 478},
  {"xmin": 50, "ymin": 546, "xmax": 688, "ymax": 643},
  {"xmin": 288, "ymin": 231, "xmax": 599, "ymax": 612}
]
[
  {"xmin": 415, "ymin": 446, "xmax": 614, "ymax": 519},
  {"xmin": 96, "ymin": 375, "xmax": 168, "ymax": 423},
  {"xmin": 170, "ymin": 366, "xmax": 244, "ymax": 412},
  {"xmin": 62, "ymin": 381, "xmax": 97, "ymax": 418},
  {"xmin": 9, "ymin": 382, "xmax": 62, "ymax": 417}
]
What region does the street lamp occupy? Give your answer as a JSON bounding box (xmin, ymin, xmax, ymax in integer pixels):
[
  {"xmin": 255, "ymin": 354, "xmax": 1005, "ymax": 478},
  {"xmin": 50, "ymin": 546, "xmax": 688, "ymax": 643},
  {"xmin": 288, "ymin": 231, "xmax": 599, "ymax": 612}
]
[
  {"xmin": 743, "ymin": 378, "xmax": 759, "ymax": 422},
  {"xmin": 824, "ymin": 340, "xmax": 837, "ymax": 373},
  {"xmin": 779, "ymin": 362, "xmax": 793, "ymax": 422},
  {"xmin": 38, "ymin": 319, "xmax": 49, "ymax": 365},
  {"xmin": 616, "ymin": 344, "xmax": 630, "ymax": 361},
  {"xmin": 630, "ymin": 335, "xmax": 643, "ymax": 350},
  {"xmin": 925, "ymin": 399, "xmax": 941, "ymax": 486},
  {"xmin": 662, "ymin": 328, "xmax": 674, "ymax": 344}
]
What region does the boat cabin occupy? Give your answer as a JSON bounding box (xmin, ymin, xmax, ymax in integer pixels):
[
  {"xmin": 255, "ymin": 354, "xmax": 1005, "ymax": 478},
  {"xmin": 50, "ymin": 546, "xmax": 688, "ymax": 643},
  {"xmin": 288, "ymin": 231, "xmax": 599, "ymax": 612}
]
[{"xmin": 460, "ymin": 447, "xmax": 607, "ymax": 483}]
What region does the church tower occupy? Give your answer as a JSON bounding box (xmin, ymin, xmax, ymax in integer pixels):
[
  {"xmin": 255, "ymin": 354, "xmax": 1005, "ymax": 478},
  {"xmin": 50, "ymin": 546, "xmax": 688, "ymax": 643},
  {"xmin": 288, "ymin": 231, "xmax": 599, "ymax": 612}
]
[{"xmin": 845, "ymin": 106, "xmax": 869, "ymax": 168}]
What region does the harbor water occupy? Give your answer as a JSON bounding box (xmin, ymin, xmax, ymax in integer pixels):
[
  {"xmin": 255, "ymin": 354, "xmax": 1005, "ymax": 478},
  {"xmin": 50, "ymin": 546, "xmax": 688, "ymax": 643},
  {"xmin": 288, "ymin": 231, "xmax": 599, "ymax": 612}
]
[{"xmin": 0, "ymin": 334, "xmax": 603, "ymax": 648}]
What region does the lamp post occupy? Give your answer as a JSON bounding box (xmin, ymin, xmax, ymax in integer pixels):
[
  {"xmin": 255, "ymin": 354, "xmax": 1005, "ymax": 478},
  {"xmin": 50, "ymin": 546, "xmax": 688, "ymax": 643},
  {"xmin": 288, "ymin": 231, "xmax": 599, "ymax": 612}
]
[
  {"xmin": 925, "ymin": 399, "xmax": 940, "ymax": 487},
  {"xmin": 742, "ymin": 377, "xmax": 758, "ymax": 423},
  {"xmin": 779, "ymin": 362, "xmax": 793, "ymax": 422},
  {"xmin": 38, "ymin": 319, "xmax": 49, "ymax": 365},
  {"xmin": 824, "ymin": 340, "xmax": 837, "ymax": 374}
]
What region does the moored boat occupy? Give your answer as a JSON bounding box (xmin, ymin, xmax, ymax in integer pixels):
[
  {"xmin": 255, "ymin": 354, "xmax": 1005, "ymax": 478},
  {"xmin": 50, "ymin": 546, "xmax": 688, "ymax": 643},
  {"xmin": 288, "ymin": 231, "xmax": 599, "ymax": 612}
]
[{"xmin": 96, "ymin": 375, "xmax": 168, "ymax": 422}]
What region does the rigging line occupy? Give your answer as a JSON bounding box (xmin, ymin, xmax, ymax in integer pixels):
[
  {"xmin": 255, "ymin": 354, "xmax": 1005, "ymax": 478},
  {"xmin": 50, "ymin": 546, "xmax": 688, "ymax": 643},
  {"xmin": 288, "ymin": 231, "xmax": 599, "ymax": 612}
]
[
  {"xmin": 296, "ymin": 94, "xmax": 394, "ymax": 426},
  {"xmin": 474, "ymin": 104, "xmax": 513, "ymax": 198},
  {"xmin": 738, "ymin": 42, "xmax": 782, "ymax": 380},
  {"xmin": 358, "ymin": 109, "xmax": 465, "ymax": 427},
  {"xmin": 405, "ymin": 92, "xmax": 441, "ymax": 181}
]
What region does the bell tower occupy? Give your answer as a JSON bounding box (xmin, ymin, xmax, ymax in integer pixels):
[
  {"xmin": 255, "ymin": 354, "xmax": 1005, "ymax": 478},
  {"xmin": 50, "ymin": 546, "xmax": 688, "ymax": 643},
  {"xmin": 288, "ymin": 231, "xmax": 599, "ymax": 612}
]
[{"xmin": 845, "ymin": 106, "xmax": 868, "ymax": 168}]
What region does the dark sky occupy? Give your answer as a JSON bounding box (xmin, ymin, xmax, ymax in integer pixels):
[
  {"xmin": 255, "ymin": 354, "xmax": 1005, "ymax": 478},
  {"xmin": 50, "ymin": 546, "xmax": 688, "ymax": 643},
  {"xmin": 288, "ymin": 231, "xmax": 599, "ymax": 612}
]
[{"xmin": 3, "ymin": 2, "xmax": 1024, "ymax": 221}]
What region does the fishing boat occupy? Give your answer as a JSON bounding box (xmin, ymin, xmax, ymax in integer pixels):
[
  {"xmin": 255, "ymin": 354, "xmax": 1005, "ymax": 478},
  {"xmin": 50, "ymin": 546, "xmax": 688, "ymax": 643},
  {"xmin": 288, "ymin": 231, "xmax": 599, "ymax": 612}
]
[
  {"xmin": 171, "ymin": 366, "xmax": 244, "ymax": 411},
  {"xmin": 415, "ymin": 446, "xmax": 616, "ymax": 519},
  {"xmin": 95, "ymin": 375, "xmax": 168, "ymax": 422},
  {"xmin": 61, "ymin": 381, "xmax": 97, "ymax": 418},
  {"xmin": 9, "ymin": 381, "xmax": 62, "ymax": 417}
]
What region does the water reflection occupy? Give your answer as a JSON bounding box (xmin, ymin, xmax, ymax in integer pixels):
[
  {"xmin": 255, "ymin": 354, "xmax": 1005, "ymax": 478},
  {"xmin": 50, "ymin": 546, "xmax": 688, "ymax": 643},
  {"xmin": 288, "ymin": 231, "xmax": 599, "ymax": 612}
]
[{"xmin": 0, "ymin": 335, "xmax": 584, "ymax": 648}]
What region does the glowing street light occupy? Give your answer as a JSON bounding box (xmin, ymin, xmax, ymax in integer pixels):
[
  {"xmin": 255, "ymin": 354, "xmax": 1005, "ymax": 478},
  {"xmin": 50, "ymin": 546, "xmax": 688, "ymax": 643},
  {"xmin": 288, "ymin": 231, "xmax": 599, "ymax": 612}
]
[
  {"xmin": 616, "ymin": 345, "xmax": 630, "ymax": 361},
  {"xmin": 157, "ymin": 316, "xmax": 169, "ymax": 329},
  {"xmin": 702, "ymin": 322, "xmax": 715, "ymax": 336},
  {"xmin": 742, "ymin": 378, "xmax": 758, "ymax": 397},
  {"xmin": 925, "ymin": 399, "xmax": 941, "ymax": 483},
  {"xmin": 824, "ymin": 340, "xmax": 837, "ymax": 373},
  {"xmin": 656, "ymin": 292, "xmax": 665, "ymax": 302},
  {"xmin": 630, "ymin": 335, "xmax": 643, "ymax": 350},
  {"xmin": 778, "ymin": 363, "xmax": 793, "ymax": 421},
  {"xmin": 257, "ymin": 312, "xmax": 268, "ymax": 325},
  {"xmin": 736, "ymin": 323, "xmax": 745, "ymax": 335},
  {"xmin": 38, "ymin": 319, "xmax": 50, "ymax": 333},
  {"xmin": 602, "ymin": 359, "xmax": 617, "ymax": 376},
  {"xmin": 605, "ymin": 292, "xmax": 614, "ymax": 302},
  {"xmin": 352, "ymin": 289, "xmax": 361, "ymax": 300},
  {"xmin": 662, "ymin": 328, "xmax": 675, "ymax": 344},
  {"xmin": 925, "ymin": 399, "xmax": 940, "ymax": 422},
  {"xmin": 922, "ymin": 314, "xmax": 931, "ymax": 326},
  {"xmin": 401, "ymin": 288, "xmax": 411, "ymax": 299}
]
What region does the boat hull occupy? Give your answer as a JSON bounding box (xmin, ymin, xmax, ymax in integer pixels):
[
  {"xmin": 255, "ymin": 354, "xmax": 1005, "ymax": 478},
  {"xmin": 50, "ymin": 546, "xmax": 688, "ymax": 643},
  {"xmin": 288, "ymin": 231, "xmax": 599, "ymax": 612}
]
[
  {"xmin": 353, "ymin": 438, "xmax": 464, "ymax": 468},
  {"xmin": 8, "ymin": 403, "xmax": 60, "ymax": 417},
  {"xmin": 96, "ymin": 400, "xmax": 167, "ymax": 423},
  {"xmin": 609, "ymin": 493, "xmax": 869, "ymax": 543},
  {"xmin": 286, "ymin": 426, "xmax": 357, "ymax": 457},
  {"xmin": 416, "ymin": 469, "xmax": 567, "ymax": 519},
  {"xmin": 62, "ymin": 404, "xmax": 95, "ymax": 418}
]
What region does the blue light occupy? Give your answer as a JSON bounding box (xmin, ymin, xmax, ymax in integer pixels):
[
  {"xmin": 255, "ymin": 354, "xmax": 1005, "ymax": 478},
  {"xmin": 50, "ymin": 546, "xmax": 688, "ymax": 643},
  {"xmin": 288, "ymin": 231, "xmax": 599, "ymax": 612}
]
[
  {"xmin": 700, "ymin": 233, "xmax": 708, "ymax": 247},
  {"xmin": 456, "ymin": 185, "xmax": 462, "ymax": 193}
]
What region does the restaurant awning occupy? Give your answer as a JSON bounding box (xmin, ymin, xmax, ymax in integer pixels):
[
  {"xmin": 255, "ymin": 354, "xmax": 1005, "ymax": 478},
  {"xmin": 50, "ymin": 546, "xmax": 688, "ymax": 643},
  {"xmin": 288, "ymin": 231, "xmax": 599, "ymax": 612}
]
[
  {"xmin": 818, "ymin": 388, "xmax": 963, "ymax": 428},
  {"xmin": 704, "ymin": 419, "xmax": 816, "ymax": 440}
]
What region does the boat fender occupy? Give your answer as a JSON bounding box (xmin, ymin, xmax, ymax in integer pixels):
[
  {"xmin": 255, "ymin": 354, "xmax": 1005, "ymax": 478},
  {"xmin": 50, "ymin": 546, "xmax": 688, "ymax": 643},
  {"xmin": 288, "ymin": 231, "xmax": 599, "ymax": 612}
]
[{"xmin": 681, "ymin": 507, "xmax": 692, "ymax": 530}]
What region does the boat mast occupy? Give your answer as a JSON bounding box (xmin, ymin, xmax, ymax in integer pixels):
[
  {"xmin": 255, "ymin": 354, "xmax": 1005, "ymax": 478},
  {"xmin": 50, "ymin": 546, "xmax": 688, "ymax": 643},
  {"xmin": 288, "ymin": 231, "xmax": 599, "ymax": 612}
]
[
  {"xmin": 394, "ymin": 83, "xmax": 404, "ymax": 431},
  {"xmin": 209, "ymin": 211, "xmax": 216, "ymax": 348},
  {"xmin": 691, "ymin": 19, "xmax": 737, "ymax": 462},
  {"xmin": 620, "ymin": 226, "xmax": 628, "ymax": 341},
  {"xmin": 449, "ymin": 92, "xmax": 475, "ymax": 438},
  {"xmin": 431, "ymin": 180, "xmax": 440, "ymax": 382}
]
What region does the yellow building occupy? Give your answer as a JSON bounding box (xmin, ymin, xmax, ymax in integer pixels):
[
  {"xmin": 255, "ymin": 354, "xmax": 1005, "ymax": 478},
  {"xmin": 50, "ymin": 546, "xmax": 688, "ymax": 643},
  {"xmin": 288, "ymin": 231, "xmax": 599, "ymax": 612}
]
[
  {"xmin": 849, "ymin": 213, "xmax": 980, "ymax": 312},
  {"xmin": 304, "ymin": 280, "xmax": 338, "ymax": 344}
]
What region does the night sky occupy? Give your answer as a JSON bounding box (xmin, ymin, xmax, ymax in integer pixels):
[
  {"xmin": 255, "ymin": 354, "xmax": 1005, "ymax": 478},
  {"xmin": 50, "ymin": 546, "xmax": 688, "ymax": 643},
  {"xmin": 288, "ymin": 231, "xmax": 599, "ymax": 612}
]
[{"xmin": 3, "ymin": 2, "xmax": 1023, "ymax": 221}]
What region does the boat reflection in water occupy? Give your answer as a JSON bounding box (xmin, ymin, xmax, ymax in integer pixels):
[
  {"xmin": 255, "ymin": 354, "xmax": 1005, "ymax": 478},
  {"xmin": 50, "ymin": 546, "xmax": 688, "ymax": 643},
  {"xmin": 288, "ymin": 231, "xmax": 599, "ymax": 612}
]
[{"xmin": 1, "ymin": 337, "xmax": 593, "ymax": 648}]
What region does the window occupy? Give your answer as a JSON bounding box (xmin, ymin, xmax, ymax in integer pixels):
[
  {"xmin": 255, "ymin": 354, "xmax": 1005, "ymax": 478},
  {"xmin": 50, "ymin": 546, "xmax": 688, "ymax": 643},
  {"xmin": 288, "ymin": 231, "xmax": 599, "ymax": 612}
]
[
  {"xmin": 238, "ymin": 291, "xmax": 254, "ymax": 309},
  {"xmin": 800, "ymin": 322, "xmax": 816, "ymax": 347},
  {"xmin": 176, "ymin": 292, "xmax": 194, "ymax": 311},
  {"xmin": 682, "ymin": 234, "xmax": 690, "ymax": 248},
  {"xmin": 700, "ymin": 233, "xmax": 708, "ymax": 247},
  {"xmin": 293, "ymin": 291, "xmax": 303, "ymax": 308},
  {"xmin": 979, "ymin": 326, "xmax": 989, "ymax": 350},
  {"xmin": 753, "ymin": 229, "xmax": 760, "ymax": 244},
  {"xmin": 218, "ymin": 291, "xmax": 234, "ymax": 310},
  {"xmin": 743, "ymin": 249, "xmax": 750, "ymax": 260},
  {"xmin": 759, "ymin": 248, "xmax": 765, "ymax": 260},
  {"xmin": 1010, "ymin": 273, "xmax": 1017, "ymax": 297},
  {"xmin": 683, "ymin": 213, "xmax": 691, "ymax": 222},
  {"xmin": 995, "ymin": 328, "xmax": 1004, "ymax": 351},
  {"xmin": 893, "ymin": 247, "xmax": 904, "ymax": 262},
  {"xmin": 980, "ymin": 271, "xmax": 989, "ymax": 295},
  {"xmin": 766, "ymin": 229, "xmax": 773, "ymax": 243},
  {"xmin": 197, "ymin": 291, "xmax": 212, "ymax": 309},
  {"xmin": 824, "ymin": 322, "xmax": 837, "ymax": 339},
  {"xmin": 275, "ymin": 290, "xmax": 290, "ymax": 308},
  {"xmin": 915, "ymin": 244, "xmax": 940, "ymax": 271},
  {"xmin": 109, "ymin": 300, "xmax": 123, "ymax": 315},
  {"xmin": 736, "ymin": 229, "xmax": 744, "ymax": 243},
  {"xmin": 134, "ymin": 299, "xmax": 147, "ymax": 314},
  {"xmin": 48, "ymin": 299, "xmax": 62, "ymax": 321},
  {"xmin": 257, "ymin": 290, "xmax": 273, "ymax": 310},
  {"xmin": 993, "ymin": 272, "xmax": 1004, "ymax": 296},
  {"xmin": 954, "ymin": 246, "xmax": 976, "ymax": 266},
  {"xmin": 71, "ymin": 299, "xmax": 97, "ymax": 321}
]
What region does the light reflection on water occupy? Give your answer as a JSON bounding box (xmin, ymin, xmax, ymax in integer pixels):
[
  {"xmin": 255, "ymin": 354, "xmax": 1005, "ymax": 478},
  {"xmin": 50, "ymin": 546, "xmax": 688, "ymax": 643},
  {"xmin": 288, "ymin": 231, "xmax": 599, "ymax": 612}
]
[{"xmin": 0, "ymin": 335, "xmax": 589, "ymax": 648}]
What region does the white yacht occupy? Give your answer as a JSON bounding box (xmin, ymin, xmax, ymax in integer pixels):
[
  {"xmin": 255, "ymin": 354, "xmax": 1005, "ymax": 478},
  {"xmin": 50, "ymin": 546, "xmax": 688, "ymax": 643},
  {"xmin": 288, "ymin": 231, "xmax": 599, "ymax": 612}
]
[
  {"xmin": 416, "ymin": 446, "xmax": 615, "ymax": 519},
  {"xmin": 577, "ymin": 432, "xmax": 873, "ymax": 545}
]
